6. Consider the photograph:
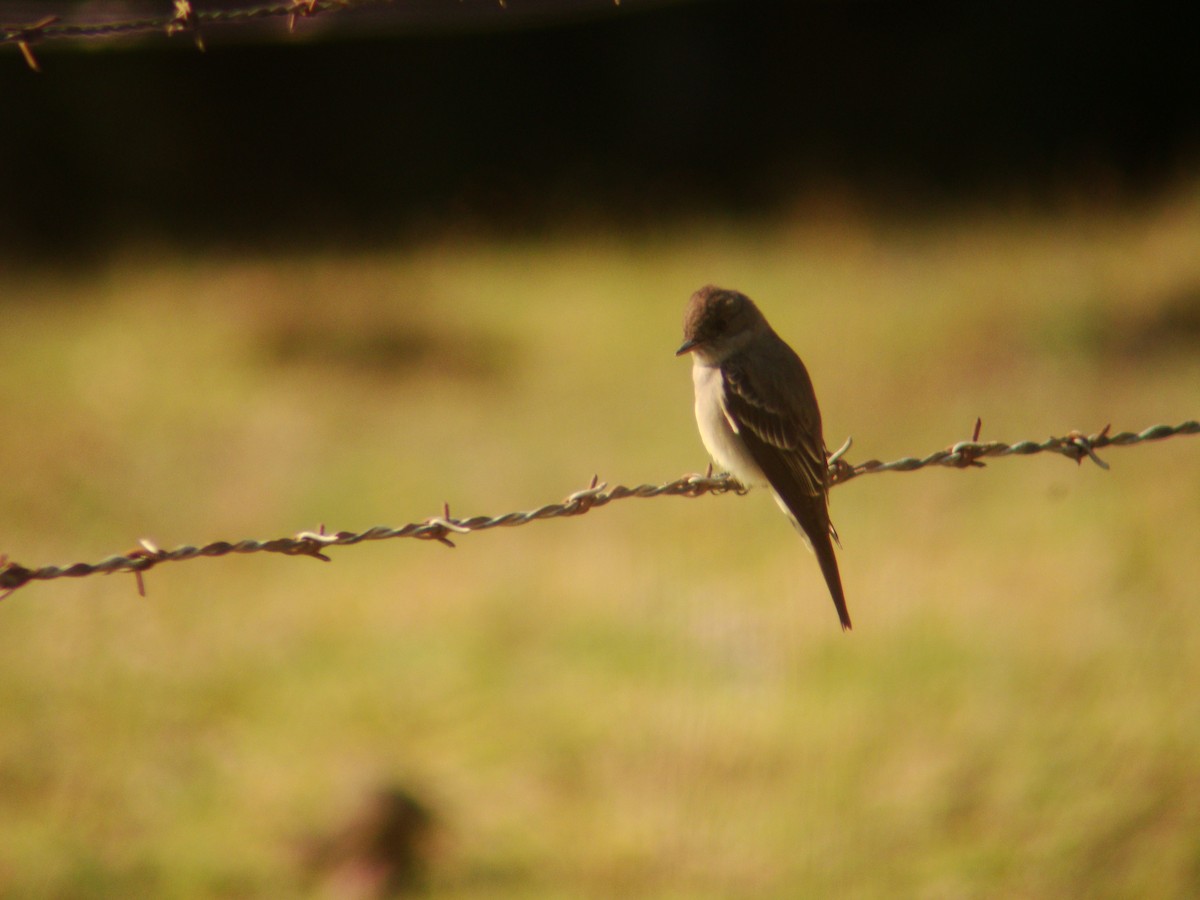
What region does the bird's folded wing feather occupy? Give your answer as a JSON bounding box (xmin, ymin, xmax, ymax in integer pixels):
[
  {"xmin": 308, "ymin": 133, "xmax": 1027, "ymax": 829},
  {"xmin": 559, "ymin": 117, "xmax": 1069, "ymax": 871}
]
[{"xmin": 720, "ymin": 349, "xmax": 828, "ymax": 499}]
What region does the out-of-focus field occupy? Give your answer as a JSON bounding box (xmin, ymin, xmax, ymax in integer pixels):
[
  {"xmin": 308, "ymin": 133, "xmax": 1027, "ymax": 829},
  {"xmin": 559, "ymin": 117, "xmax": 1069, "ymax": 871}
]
[{"xmin": 2, "ymin": 190, "xmax": 1198, "ymax": 898}]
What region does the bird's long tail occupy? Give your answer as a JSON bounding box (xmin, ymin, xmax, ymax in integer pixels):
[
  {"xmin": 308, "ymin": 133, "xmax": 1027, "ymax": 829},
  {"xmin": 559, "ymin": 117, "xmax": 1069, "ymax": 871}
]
[
  {"xmin": 776, "ymin": 492, "xmax": 852, "ymax": 631},
  {"xmin": 812, "ymin": 531, "xmax": 852, "ymax": 631}
]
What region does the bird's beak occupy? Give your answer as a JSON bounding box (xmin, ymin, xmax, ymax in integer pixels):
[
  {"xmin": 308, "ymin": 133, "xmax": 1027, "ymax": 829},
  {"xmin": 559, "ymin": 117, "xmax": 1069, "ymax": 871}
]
[{"xmin": 675, "ymin": 338, "xmax": 701, "ymax": 356}]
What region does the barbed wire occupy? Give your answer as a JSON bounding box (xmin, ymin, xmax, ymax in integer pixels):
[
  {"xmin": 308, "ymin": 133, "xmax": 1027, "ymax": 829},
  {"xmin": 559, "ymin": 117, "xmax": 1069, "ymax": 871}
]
[
  {"xmin": 1, "ymin": 0, "xmax": 628, "ymax": 70},
  {"xmin": 0, "ymin": 0, "xmax": 423, "ymax": 69},
  {"xmin": 1, "ymin": 421, "xmax": 1195, "ymax": 600}
]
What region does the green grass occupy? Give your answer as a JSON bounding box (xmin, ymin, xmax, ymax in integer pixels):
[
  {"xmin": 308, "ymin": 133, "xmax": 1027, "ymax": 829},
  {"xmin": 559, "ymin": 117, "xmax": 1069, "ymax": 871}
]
[{"xmin": 2, "ymin": 189, "xmax": 1199, "ymax": 897}]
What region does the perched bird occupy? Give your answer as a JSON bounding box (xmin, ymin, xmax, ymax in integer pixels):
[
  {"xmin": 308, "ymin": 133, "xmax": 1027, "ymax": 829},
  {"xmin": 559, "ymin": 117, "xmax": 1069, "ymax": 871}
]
[{"xmin": 676, "ymin": 285, "xmax": 851, "ymax": 630}]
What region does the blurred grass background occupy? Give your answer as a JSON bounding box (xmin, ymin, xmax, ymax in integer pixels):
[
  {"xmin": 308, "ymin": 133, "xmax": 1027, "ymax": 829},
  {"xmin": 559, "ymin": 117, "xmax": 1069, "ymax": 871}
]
[{"xmin": 1, "ymin": 187, "xmax": 1198, "ymax": 896}]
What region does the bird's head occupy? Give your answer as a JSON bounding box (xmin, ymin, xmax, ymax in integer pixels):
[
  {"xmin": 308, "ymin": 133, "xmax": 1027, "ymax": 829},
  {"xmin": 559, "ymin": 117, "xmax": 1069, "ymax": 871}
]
[{"xmin": 676, "ymin": 285, "xmax": 767, "ymax": 362}]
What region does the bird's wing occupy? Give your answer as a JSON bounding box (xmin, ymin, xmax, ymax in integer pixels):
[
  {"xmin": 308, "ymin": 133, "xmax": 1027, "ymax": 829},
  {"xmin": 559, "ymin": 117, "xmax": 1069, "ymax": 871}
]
[
  {"xmin": 721, "ymin": 344, "xmax": 851, "ymax": 631},
  {"xmin": 720, "ymin": 347, "xmax": 828, "ymax": 499}
]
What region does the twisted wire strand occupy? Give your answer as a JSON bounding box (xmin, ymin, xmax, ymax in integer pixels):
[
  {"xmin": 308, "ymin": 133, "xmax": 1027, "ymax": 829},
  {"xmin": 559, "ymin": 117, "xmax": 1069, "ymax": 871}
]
[
  {"xmin": 1, "ymin": 0, "xmax": 406, "ymax": 63},
  {"xmin": 0, "ymin": 421, "xmax": 1195, "ymax": 598}
]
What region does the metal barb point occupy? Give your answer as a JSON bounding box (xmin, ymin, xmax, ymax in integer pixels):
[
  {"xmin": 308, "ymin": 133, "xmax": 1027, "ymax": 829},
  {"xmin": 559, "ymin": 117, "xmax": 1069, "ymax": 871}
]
[
  {"xmin": 828, "ymin": 436, "xmax": 853, "ymax": 464},
  {"xmin": 169, "ymin": 0, "xmax": 205, "ymax": 51},
  {"xmin": 288, "ymin": 0, "xmax": 320, "ymax": 32},
  {"xmin": 0, "ymin": 555, "xmax": 15, "ymax": 601},
  {"xmin": 1066, "ymin": 431, "xmax": 1110, "ymax": 470},
  {"xmin": 17, "ymin": 40, "xmax": 40, "ymax": 71},
  {"xmin": 11, "ymin": 15, "xmax": 58, "ymax": 72},
  {"xmin": 0, "ymin": 556, "xmax": 34, "ymax": 596}
]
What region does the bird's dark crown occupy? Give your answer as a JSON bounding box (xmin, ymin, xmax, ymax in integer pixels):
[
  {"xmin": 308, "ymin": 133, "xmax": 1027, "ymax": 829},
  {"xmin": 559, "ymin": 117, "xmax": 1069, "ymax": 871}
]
[{"xmin": 680, "ymin": 285, "xmax": 766, "ymax": 352}]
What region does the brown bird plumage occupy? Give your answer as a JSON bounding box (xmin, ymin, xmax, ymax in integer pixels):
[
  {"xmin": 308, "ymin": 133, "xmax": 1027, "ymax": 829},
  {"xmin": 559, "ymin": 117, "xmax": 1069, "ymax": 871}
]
[{"xmin": 677, "ymin": 285, "xmax": 850, "ymax": 630}]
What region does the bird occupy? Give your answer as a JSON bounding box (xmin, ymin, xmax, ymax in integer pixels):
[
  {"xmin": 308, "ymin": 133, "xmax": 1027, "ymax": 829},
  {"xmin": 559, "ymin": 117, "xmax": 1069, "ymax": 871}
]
[{"xmin": 676, "ymin": 284, "xmax": 851, "ymax": 630}]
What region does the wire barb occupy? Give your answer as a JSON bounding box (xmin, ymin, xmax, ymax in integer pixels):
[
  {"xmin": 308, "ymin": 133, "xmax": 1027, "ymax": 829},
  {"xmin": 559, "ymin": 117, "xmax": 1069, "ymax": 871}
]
[
  {"xmin": 167, "ymin": 0, "xmax": 205, "ymax": 51},
  {"xmin": 2, "ymin": 0, "xmax": 413, "ymax": 62},
  {"xmin": 5, "ymin": 15, "xmax": 58, "ymax": 71},
  {"xmin": 0, "ymin": 421, "xmax": 1194, "ymax": 599},
  {"xmin": 287, "ymin": 0, "xmax": 320, "ymax": 32}
]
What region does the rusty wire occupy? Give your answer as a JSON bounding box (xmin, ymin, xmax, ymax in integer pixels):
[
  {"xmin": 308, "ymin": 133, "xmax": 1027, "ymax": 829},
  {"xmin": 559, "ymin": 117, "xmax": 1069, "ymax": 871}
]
[
  {"xmin": 0, "ymin": 0, "xmax": 631, "ymax": 67},
  {"xmin": 0, "ymin": 0, "xmax": 630, "ymax": 70},
  {"xmin": 1, "ymin": 0, "xmax": 408, "ymax": 69},
  {"xmin": 0, "ymin": 421, "xmax": 1195, "ymax": 600}
]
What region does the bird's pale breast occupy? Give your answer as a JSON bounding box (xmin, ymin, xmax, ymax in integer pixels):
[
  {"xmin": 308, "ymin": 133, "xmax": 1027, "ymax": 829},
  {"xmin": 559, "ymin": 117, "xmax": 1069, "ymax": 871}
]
[{"xmin": 691, "ymin": 360, "xmax": 767, "ymax": 486}]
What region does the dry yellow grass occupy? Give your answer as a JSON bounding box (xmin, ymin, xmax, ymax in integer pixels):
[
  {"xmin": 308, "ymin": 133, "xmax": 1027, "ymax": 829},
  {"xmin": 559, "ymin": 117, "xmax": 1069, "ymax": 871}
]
[{"xmin": 1, "ymin": 189, "xmax": 1198, "ymax": 897}]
